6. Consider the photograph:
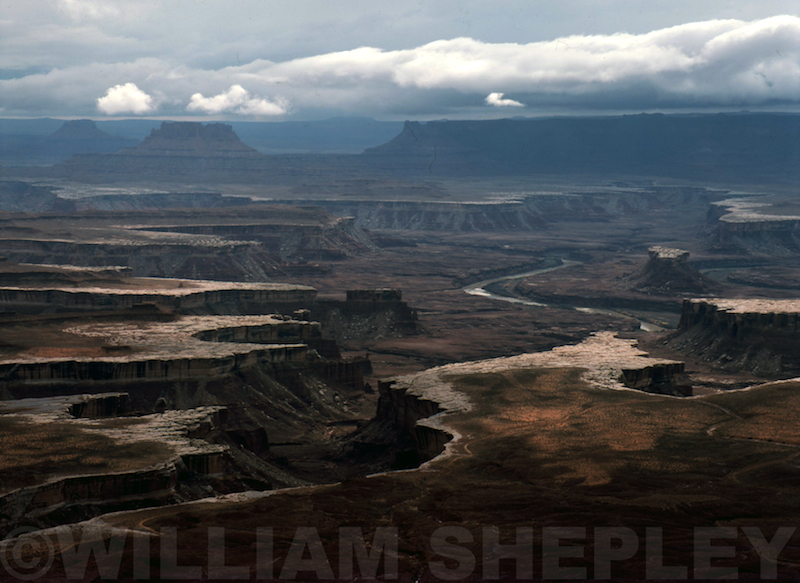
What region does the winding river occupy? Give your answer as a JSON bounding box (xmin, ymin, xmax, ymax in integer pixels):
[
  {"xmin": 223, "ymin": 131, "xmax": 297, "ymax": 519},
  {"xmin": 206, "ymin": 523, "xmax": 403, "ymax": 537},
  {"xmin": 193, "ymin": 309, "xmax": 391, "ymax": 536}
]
[{"xmin": 462, "ymin": 259, "xmax": 665, "ymax": 331}]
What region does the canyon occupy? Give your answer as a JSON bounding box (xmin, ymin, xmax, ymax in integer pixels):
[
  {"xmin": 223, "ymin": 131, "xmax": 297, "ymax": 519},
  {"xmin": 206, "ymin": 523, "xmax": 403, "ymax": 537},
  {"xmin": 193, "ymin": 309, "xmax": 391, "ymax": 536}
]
[{"xmin": 1, "ymin": 115, "xmax": 800, "ymax": 580}]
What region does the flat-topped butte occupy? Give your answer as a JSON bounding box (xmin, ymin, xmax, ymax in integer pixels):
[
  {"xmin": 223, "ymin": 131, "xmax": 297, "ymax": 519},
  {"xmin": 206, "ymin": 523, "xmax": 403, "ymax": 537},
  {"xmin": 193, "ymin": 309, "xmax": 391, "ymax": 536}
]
[{"xmin": 648, "ymin": 246, "xmax": 689, "ymax": 261}]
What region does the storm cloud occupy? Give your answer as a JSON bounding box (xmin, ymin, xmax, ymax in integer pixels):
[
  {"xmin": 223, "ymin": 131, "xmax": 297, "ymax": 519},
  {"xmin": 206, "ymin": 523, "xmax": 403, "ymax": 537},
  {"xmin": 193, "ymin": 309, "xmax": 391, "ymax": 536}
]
[{"xmin": 1, "ymin": 12, "xmax": 799, "ymax": 118}]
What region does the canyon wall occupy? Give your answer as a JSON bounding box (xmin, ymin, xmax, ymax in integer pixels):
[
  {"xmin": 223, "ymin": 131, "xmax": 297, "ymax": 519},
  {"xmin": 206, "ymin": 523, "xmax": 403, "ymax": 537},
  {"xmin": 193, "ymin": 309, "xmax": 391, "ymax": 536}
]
[
  {"xmin": 716, "ymin": 218, "xmax": 800, "ymax": 255},
  {"xmin": 69, "ymin": 392, "xmax": 130, "ymax": 418},
  {"xmin": 0, "ymin": 403, "xmax": 230, "ymax": 529},
  {"xmin": 0, "ymin": 462, "xmax": 180, "ymax": 522},
  {"xmin": 283, "ymin": 186, "xmax": 719, "ymax": 232},
  {"xmin": 0, "ymin": 238, "xmax": 284, "ymax": 281},
  {"xmin": 0, "ymin": 344, "xmax": 309, "ymax": 398},
  {"xmin": 138, "ymin": 216, "xmax": 377, "ymax": 261},
  {"xmin": 376, "ymin": 380, "xmax": 451, "ymax": 464},
  {"xmin": 191, "ymin": 320, "xmax": 322, "ymax": 343},
  {"xmin": 0, "ymin": 284, "xmax": 317, "ymax": 314},
  {"xmin": 709, "ymin": 198, "xmax": 800, "ymax": 255},
  {"xmin": 670, "ymin": 299, "xmax": 800, "ymax": 377},
  {"xmin": 620, "ymin": 362, "xmax": 688, "ymax": 396}
]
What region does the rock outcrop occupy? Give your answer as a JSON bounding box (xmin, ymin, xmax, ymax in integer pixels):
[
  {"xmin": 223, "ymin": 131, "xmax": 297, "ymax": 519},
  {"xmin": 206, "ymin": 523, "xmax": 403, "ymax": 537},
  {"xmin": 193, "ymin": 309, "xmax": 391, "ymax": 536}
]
[
  {"xmin": 624, "ymin": 246, "xmax": 720, "ymax": 295},
  {"xmin": 711, "ymin": 198, "xmax": 800, "ymax": 256},
  {"xmin": 0, "ymin": 396, "xmax": 229, "ymax": 528},
  {"xmin": 670, "ymin": 298, "xmax": 800, "ymax": 377},
  {"xmin": 69, "ymin": 392, "xmax": 130, "ymax": 418},
  {"xmin": 313, "ymin": 291, "xmax": 418, "ymax": 342},
  {"xmin": 124, "ymin": 122, "xmax": 264, "ymax": 159},
  {"xmin": 0, "ymin": 279, "xmax": 317, "ymax": 314}
]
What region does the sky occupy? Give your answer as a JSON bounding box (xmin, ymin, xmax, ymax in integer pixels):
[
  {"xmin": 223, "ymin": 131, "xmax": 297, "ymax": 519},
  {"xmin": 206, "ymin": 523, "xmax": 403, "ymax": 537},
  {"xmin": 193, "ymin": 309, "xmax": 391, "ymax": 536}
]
[{"xmin": 1, "ymin": 0, "xmax": 799, "ymax": 120}]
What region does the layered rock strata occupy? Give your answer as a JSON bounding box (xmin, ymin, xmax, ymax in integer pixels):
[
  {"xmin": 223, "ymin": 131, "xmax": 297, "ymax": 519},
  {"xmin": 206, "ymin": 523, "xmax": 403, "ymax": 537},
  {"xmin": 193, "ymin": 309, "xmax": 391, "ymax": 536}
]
[
  {"xmin": 276, "ymin": 186, "xmax": 718, "ymax": 232},
  {"xmin": 0, "ymin": 394, "xmax": 228, "ymax": 524},
  {"xmin": 0, "ymin": 279, "xmax": 316, "ymax": 313},
  {"xmin": 671, "ymin": 298, "xmax": 800, "ymax": 376},
  {"xmin": 313, "ymin": 292, "xmax": 418, "ymax": 341},
  {"xmin": 0, "ymin": 315, "xmax": 315, "ymax": 394},
  {"xmin": 0, "ymin": 197, "xmax": 377, "ymax": 279},
  {"xmin": 711, "ymin": 198, "xmax": 800, "ymax": 255}
]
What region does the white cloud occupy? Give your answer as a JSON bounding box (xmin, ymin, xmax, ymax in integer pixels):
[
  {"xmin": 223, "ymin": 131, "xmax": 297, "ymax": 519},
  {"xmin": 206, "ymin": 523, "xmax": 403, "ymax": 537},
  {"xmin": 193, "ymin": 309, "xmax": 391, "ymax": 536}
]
[
  {"xmin": 96, "ymin": 82, "xmax": 154, "ymax": 114},
  {"xmin": 2, "ymin": 15, "xmax": 800, "ymax": 118},
  {"xmin": 486, "ymin": 92, "xmax": 524, "ymax": 107},
  {"xmin": 269, "ymin": 16, "xmax": 800, "ymax": 97},
  {"xmin": 186, "ymin": 85, "xmax": 288, "ymax": 116},
  {"xmin": 250, "ymin": 15, "xmax": 800, "ymax": 108}
]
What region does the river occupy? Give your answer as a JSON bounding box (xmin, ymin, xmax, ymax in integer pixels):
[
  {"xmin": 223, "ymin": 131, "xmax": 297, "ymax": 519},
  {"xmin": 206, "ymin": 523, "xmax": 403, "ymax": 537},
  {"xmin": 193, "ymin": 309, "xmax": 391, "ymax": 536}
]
[{"xmin": 462, "ymin": 259, "xmax": 666, "ymax": 331}]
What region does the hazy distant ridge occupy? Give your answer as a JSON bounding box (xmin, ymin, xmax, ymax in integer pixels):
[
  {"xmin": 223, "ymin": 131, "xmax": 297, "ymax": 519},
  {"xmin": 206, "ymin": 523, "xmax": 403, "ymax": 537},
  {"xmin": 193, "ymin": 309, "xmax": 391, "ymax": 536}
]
[{"xmin": 365, "ymin": 113, "xmax": 800, "ymax": 182}]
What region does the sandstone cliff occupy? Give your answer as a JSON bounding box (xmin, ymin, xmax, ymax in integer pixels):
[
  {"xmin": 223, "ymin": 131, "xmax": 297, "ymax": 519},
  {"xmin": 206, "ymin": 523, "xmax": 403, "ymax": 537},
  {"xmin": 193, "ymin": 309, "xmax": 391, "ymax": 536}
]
[
  {"xmin": 711, "ymin": 198, "xmax": 800, "ymax": 256},
  {"xmin": 277, "ymin": 185, "xmax": 719, "ymax": 232},
  {"xmin": 0, "ymin": 200, "xmax": 378, "ymax": 280},
  {"xmin": 670, "ymin": 298, "xmax": 800, "ymax": 377}
]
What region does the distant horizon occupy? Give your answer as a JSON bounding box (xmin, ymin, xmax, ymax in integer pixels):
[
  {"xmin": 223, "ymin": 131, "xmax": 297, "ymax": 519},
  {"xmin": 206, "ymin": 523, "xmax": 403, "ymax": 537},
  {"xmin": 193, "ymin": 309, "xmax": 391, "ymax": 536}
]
[{"xmin": 3, "ymin": 107, "xmax": 800, "ymax": 125}]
